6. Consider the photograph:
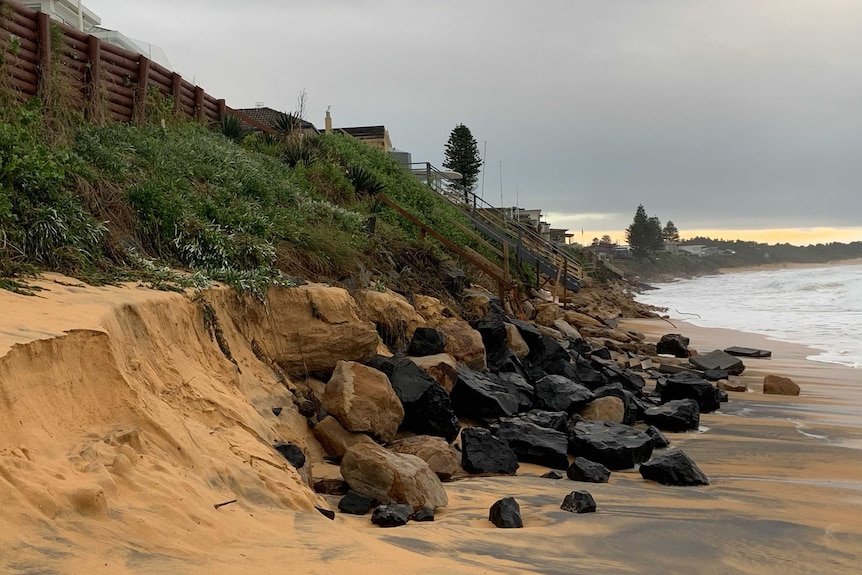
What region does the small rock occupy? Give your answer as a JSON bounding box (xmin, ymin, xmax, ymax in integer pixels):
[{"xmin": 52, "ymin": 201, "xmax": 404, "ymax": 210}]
[
  {"xmin": 313, "ymin": 478, "xmax": 349, "ymax": 495},
  {"xmin": 338, "ymin": 490, "xmax": 377, "ymax": 515},
  {"xmin": 271, "ymin": 406, "xmax": 283, "ymax": 416},
  {"xmin": 656, "ymin": 334, "xmax": 690, "ymax": 358},
  {"xmin": 645, "ymin": 425, "xmax": 671, "ymax": 448},
  {"xmin": 315, "ymin": 507, "xmax": 336, "ymax": 520},
  {"xmin": 541, "ymin": 470, "xmax": 564, "ymax": 479},
  {"xmin": 689, "ymin": 350, "xmax": 745, "ymax": 375},
  {"xmin": 567, "ymin": 457, "xmax": 611, "ymax": 483},
  {"xmin": 639, "ymin": 450, "xmax": 709, "ymax": 486},
  {"xmin": 489, "ymin": 497, "xmax": 523, "ymax": 528},
  {"xmin": 273, "ymin": 441, "xmax": 306, "ymax": 469},
  {"xmin": 410, "ymin": 506, "xmax": 435, "ymax": 522},
  {"xmin": 371, "ymin": 503, "xmax": 412, "ymax": 527},
  {"xmin": 717, "ymin": 379, "xmax": 748, "ymax": 393},
  {"xmin": 763, "ymin": 374, "xmax": 800, "ymax": 396},
  {"xmin": 560, "ymin": 490, "xmax": 597, "ymax": 514}
]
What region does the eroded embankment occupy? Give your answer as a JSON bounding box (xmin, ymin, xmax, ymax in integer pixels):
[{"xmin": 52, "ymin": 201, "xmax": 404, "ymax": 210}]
[{"xmin": 0, "ymin": 278, "xmax": 393, "ymax": 572}]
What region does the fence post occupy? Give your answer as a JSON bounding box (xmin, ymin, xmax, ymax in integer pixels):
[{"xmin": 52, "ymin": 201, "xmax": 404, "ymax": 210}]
[
  {"xmin": 85, "ymin": 35, "xmax": 101, "ymax": 120},
  {"xmin": 217, "ymin": 99, "xmax": 226, "ymax": 122},
  {"xmin": 36, "ymin": 12, "xmax": 51, "ymax": 100},
  {"xmin": 171, "ymin": 72, "xmax": 182, "ymax": 115},
  {"xmin": 194, "ymin": 86, "xmax": 204, "ymax": 123},
  {"xmin": 134, "ymin": 56, "xmax": 150, "ymax": 124}
]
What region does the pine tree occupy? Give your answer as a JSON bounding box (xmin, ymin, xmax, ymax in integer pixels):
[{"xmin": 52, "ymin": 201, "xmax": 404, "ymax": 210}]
[
  {"xmin": 662, "ymin": 220, "xmax": 681, "ymax": 242},
  {"xmin": 443, "ymin": 124, "xmax": 482, "ymax": 196},
  {"xmin": 625, "ymin": 205, "xmax": 664, "ymax": 258}
]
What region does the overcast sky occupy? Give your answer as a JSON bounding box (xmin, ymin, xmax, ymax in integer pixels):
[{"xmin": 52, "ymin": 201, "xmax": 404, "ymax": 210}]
[{"xmin": 82, "ymin": 0, "xmax": 862, "ymax": 244}]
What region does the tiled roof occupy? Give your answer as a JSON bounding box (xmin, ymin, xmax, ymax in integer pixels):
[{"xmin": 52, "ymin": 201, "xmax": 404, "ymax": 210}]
[{"xmin": 233, "ymin": 107, "xmax": 318, "ymax": 132}]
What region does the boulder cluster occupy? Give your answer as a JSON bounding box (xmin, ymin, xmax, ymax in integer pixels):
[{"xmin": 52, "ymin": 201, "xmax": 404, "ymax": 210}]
[{"xmin": 285, "ymin": 284, "xmax": 754, "ymax": 527}]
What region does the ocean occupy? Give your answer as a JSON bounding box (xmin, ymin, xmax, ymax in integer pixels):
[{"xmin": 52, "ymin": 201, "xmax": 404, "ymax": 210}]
[{"xmin": 634, "ymin": 263, "xmax": 862, "ymax": 369}]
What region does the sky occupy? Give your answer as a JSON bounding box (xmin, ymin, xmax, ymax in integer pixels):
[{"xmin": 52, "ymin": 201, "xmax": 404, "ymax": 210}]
[{"xmin": 81, "ymin": 0, "xmax": 862, "ymax": 246}]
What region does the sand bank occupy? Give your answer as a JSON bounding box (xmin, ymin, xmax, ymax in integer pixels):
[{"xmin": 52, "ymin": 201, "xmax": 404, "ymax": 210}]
[
  {"xmin": 718, "ymin": 257, "xmax": 862, "ymax": 275},
  {"xmin": 1, "ymin": 277, "xmax": 861, "ymax": 573}
]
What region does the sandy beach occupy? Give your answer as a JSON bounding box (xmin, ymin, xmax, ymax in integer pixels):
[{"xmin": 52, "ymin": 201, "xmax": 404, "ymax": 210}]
[
  {"xmin": 1, "ymin": 277, "xmax": 861, "ymax": 574},
  {"xmin": 717, "ymin": 257, "xmax": 862, "ymax": 275}
]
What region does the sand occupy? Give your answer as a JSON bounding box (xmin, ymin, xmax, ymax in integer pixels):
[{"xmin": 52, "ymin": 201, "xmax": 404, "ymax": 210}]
[
  {"xmin": 1, "ymin": 275, "xmax": 861, "ymax": 574},
  {"xmin": 717, "ymin": 257, "xmax": 862, "ymax": 275}
]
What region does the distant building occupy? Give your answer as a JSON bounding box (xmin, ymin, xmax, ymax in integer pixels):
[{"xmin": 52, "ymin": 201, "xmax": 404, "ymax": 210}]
[
  {"xmin": 233, "ymin": 106, "xmax": 319, "ymax": 137},
  {"xmin": 549, "ymin": 228, "xmax": 574, "ymax": 246},
  {"xmin": 335, "ymin": 126, "xmax": 392, "ymax": 152}
]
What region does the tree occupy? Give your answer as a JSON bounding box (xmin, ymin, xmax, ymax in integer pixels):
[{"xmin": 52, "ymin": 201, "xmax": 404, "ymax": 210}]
[
  {"xmin": 443, "ymin": 124, "xmax": 482, "ymax": 196},
  {"xmin": 625, "ymin": 205, "xmax": 664, "ymax": 258},
  {"xmin": 600, "ymin": 234, "xmax": 613, "ymax": 244},
  {"xmin": 662, "ymin": 220, "xmax": 680, "ymax": 242}
]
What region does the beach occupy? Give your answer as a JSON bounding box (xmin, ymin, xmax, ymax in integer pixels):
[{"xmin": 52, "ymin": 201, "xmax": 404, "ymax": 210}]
[{"xmin": 1, "ymin": 277, "xmax": 861, "ymax": 574}]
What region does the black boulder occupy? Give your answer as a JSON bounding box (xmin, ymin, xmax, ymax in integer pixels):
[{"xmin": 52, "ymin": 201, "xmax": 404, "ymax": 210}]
[
  {"xmin": 489, "ymin": 497, "xmax": 523, "ymax": 528},
  {"xmin": 639, "ymin": 450, "xmax": 710, "ymax": 486}
]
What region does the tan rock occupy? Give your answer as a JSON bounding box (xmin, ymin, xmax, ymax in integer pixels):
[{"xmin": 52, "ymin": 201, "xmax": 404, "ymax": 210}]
[
  {"xmin": 534, "ymin": 303, "xmax": 562, "ymax": 327},
  {"xmin": 408, "ymin": 353, "xmax": 459, "ymax": 393},
  {"xmin": 388, "ymin": 435, "xmax": 461, "ymax": 481},
  {"xmin": 461, "ymin": 291, "xmax": 493, "ymax": 321},
  {"xmin": 717, "ymin": 379, "xmax": 748, "ymax": 393},
  {"xmin": 341, "ymin": 443, "xmax": 449, "ymax": 510},
  {"xmin": 578, "ymin": 396, "xmax": 625, "ymax": 423},
  {"xmin": 312, "ymin": 416, "xmax": 375, "ymax": 460},
  {"xmin": 238, "ymin": 284, "xmax": 379, "ymax": 378},
  {"xmin": 357, "ymin": 289, "xmax": 425, "ymax": 350},
  {"xmin": 553, "ymin": 319, "xmax": 581, "ymax": 341},
  {"xmin": 563, "ymin": 310, "xmax": 603, "ymax": 328},
  {"xmin": 323, "ymin": 361, "xmax": 404, "ymax": 442},
  {"xmin": 537, "ymin": 325, "xmax": 566, "ymax": 341},
  {"xmin": 412, "ymin": 295, "xmax": 457, "ymax": 324},
  {"xmin": 438, "ymin": 321, "xmax": 486, "ymax": 371},
  {"xmin": 505, "ymin": 323, "xmax": 530, "ymax": 359},
  {"xmin": 763, "ymin": 374, "xmax": 800, "ymax": 396}
]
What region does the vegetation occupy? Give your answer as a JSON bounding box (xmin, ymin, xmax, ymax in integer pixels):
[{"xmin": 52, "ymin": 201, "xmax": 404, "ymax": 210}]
[
  {"xmin": 625, "ymin": 204, "xmax": 663, "ymax": 258},
  {"xmin": 443, "ymin": 124, "xmax": 483, "ymax": 196}
]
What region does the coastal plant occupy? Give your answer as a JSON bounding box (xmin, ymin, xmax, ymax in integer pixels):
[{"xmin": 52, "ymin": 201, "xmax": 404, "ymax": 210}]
[{"xmin": 218, "ymin": 114, "xmax": 248, "ymax": 143}]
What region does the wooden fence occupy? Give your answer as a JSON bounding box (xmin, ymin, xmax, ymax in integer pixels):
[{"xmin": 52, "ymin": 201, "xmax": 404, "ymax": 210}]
[{"xmin": 0, "ymin": 0, "xmax": 226, "ymax": 124}]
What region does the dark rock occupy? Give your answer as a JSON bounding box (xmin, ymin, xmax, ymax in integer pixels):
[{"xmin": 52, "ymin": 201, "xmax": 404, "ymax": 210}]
[
  {"xmin": 689, "ymin": 350, "xmax": 745, "ymax": 375},
  {"xmin": 271, "ymin": 406, "xmax": 283, "ymax": 417},
  {"xmin": 313, "ymin": 478, "xmax": 349, "ymax": 495},
  {"xmin": 371, "ymin": 503, "xmax": 413, "ymax": 527},
  {"xmin": 451, "ymin": 367, "xmax": 519, "ymax": 419},
  {"xmin": 297, "ymin": 399, "xmax": 316, "ymax": 418},
  {"xmin": 704, "ymin": 369, "xmax": 729, "ymax": 381},
  {"xmin": 315, "ymin": 507, "xmax": 336, "ymax": 520},
  {"xmin": 273, "ymin": 441, "xmax": 306, "ymax": 469},
  {"xmin": 566, "ymin": 457, "xmax": 611, "ymax": 483},
  {"xmin": 534, "ymin": 375, "xmax": 595, "ymax": 413},
  {"xmin": 511, "ymin": 410, "xmax": 568, "ymax": 433},
  {"xmin": 473, "ymin": 309, "xmax": 520, "ymax": 375},
  {"xmin": 338, "ymin": 490, "xmax": 377, "ymax": 515},
  {"xmin": 660, "ymin": 372, "xmax": 722, "ymax": 414},
  {"xmin": 601, "ymin": 364, "xmax": 645, "ymax": 394},
  {"xmin": 406, "ymin": 327, "xmax": 448, "ymax": 357},
  {"xmin": 410, "ymin": 506, "xmax": 435, "ymax": 522},
  {"xmin": 560, "ymin": 490, "xmax": 597, "ymax": 514},
  {"xmin": 717, "ymin": 388, "xmax": 729, "ymax": 402},
  {"xmin": 724, "ymin": 346, "xmax": 771, "ymax": 358},
  {"xmin": 570, "ymin": 354, "xmax": 606, "ymax": 389},
  {"xmin": 368, "ymin": 356, "xmax": 461, "ymax": 442},
  {"xmin": 639, "ymin": 450, "xmax": 710, "ymax": 486},
  {"xmin": 590, "ymin": 347, "xmax": 612, "ymax": 361},
  {"xmin": 489, "ymin": 497, "xmax": 523, "ymax": 528},
  {"xmin": 643, "ymin": 399, "xmax": 700, "ymax": 432},
  {"xmin": 460, "ymin": 427, "xmax": 519, "ymax": 475},
  {"xmin": 645, "ymin": 425, "xmax": 671, "ymax": 448},
  {"xmin": 567, "ymin": 421, "xmax": 654, "ymax": 470},
  {"xmin": 541, "ymin": 470, "xmax": 564, "ymax": 479},
  {"xmin": 494, "ymin": 419, "xmax": 569, "ymax": 469},
  {"xmin": 496, "ymin": 372, "xmax": 535, "ymax": 412},
  {"xmin": 656, "ymin": 334, "xmax": 691, "ymax": 358}
]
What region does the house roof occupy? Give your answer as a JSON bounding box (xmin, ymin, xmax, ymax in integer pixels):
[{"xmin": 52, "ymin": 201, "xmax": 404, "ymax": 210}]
[
  {"xmin": 233, "ymin": 107, "xmax": 318, "ymax": 132},
  {"xmin": 337, "ymin": 126, "xmax": 387, "ymax": 138}
]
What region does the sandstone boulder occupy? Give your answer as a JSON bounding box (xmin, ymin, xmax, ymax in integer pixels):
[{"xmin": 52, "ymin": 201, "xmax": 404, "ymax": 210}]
[
  {"xmin": 357, "ymin": 289, "xmax": 425, "ymax": 351},
  {"xmin": 534, "ymin": 303, "xmax": 562, "ymax": 327},
  {"xmin": 323, "ymin": 361, "xmax": 404, "ymax": 443},
  {"xmin": 563, "ymin": 310, "xmax": 603, "ymax": 328},
  {"xmin": 553, "ymin": 319, "xmax": 582, "ymax": 341},
  {"xmin": 578, "ymin": 396, "xmax": 625, "ymax": 423},
  {"xmin": 505, "ymin": 323, "xmax": 530, "ymax": 359},
  {"xmin": 717, "ymin": 379, "xmax": 748, "ymax": 393},
  {"xmin": 341, "ymin": 443, "xmax": 448, "ymax": 510},
  {"xmin": 763, "ymin": 374, "xmax": 801, "ymax": 396},
  {"xmin": 408, "ymin": 353, "xmax": 458, "ymax": 393},
  {"xmin": 438, "ymin": 321, "xmax": 487, "ymax": 371},
  {"xmin": 312, "ymin": 416, "xmax": 376, "ymax": 460},
  {"xmin": 389, "ymin": 435, "xmax": 461, "ymax": 481}
]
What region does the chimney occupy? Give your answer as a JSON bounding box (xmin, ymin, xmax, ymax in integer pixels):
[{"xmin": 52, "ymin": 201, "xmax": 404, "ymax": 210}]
[{"xmin": 325, "ymin": 109, "xmax": 332, "ymax": 134}]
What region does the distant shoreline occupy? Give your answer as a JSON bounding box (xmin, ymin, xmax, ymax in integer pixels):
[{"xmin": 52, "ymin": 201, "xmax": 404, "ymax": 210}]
[{"xmin": 718, "ymin": 257, "xmax": 862, "ymax": 275}]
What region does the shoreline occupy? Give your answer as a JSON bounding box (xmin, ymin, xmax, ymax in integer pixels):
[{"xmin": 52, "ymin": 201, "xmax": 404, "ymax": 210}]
[{"xmin": 717, "ymin": 256, "xmax": 862, "ymax": 275}]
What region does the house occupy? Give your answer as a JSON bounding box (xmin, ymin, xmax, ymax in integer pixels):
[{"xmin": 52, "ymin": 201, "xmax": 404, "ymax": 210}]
[
  {"xmin": 233, "ymin": 107, "xmax": 319, "ymax": 137},
  {"xmin": 20, "ymin": 0, "xmax": 100, "ymax": 31},
  {"xmin": 22, "ymin": 1, "xmax": 173, "ymax": 70},
  {"xmin": 335, "ymin": 126, "xmax": 392, "ymax": 152},
  {"xmin": 549, "ymin": 228, "xmax": 574, "ymax": 246}
]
